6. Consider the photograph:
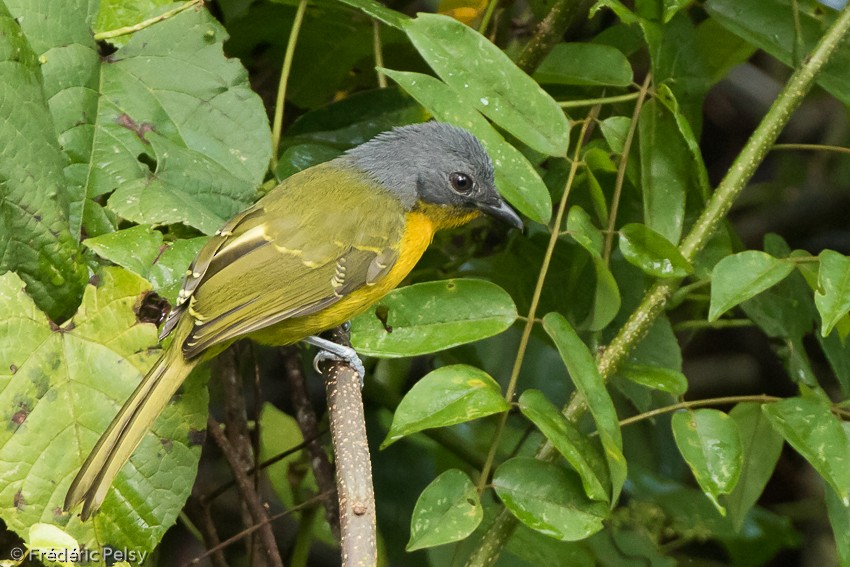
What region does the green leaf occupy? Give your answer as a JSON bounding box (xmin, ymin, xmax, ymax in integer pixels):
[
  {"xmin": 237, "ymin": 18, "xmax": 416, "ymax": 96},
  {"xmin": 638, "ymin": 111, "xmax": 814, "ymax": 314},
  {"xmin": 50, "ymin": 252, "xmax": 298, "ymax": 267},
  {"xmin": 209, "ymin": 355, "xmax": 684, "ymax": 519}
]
[
  {"xmin": 566, "ymin": 206, "xmax": 603, "ymax": 259},
  {"xmin": 285, "ymin": 86, "xmax": 427, "ymax": 149},
  {"xmin": 599, "ymin": 116, "xmax": 631, "ymax": 155},
  {"xmin": 763, "ymin": 397, "xmax": 850, "ymax": 504},
  {"xmin": 84, "ymin": 8, "xmax": 270, "ymax": 234},
  {"xmin": 705, "ymin": 0, "xmax": 850, "ymax": 104},
  {"xmin": 672, "ymin": 409, "xmax": 743, "ymax": 515},
  {"xmin": 493, "ymin": 458, "xmax": 608, "ymax": 541},
  {"xmin": 542, "ymin": 313, "xmax": 627, "ymax": 502},
  {"xmin": 519, "ymin": 390, "xmax": 610, "ymax": 501},
  {"xmin": 84, "ymin": 226, "xmax": 209, "ymax": 304},
  {"xmin": 818, "ymin": 331, "xmax": 850, "ymax": 397},
  {"xmin": 383, "ymin": 365, "xmax": 508, "ymax": 447},
  {"xmin": 618, "ymin": 223, "xmax": 693, "ymax": 278},
  {"xmin": 351, "ymin": 279, "xmax": 518, "ymax": 357},
  {"xmin": 382, "ymin": 69, "xmax": 552, "ymax": 224},
  {"xmin": 661, "ymin": 0, "xmax": 690, "ymax": 22},
  {"xmin": 275, "ymin": 144, "xmax": 344, "ymax": 180},
  {"xmin": 583, "ymin": 257, "xmax": 622, "ymax": 332},
  {"xmin": 407, "ymin": 469, "xmax": 482, "ymax": 550},
  {"xmin": 0, "ymin": 268, "xmax": 208, "ymax": 559},
  {"xmin": 725, "ymin": 402, "xmax": 784, "ymax": 531},
  {"xmin": 337, "ymin": 0, "xmax": 409, "ymax": 28},
  {"xmin": 535, "ymin": 43, "xmax": 633, "ymax": 86},
  {"xmin": 591, "ymin": 0, "xmax": 639, "ymax": 23},
  {"xmin": 815, "ymin": 250, "xmax": 850, "ymax": 337},
  {"xmin": 638, "ymin": 98, "xmax": 690, "ymax": 243},
  {"xmin": 826, "ymin": 471, "xmax": 850, "ymax": 567},
  {"xmin": 404, "ymin": 14, "xmax": 571, "ymax": 156},
  {"xmin": 709, "ymin": 251, "xmax": 795, "ymax": 321},
  {"xmin": 0, "ymin": 3, "xmax": 87, "ymax": 321},
  {"xmin": 618, "ymin": 364, "xmax": 687, "ymax": 395}
]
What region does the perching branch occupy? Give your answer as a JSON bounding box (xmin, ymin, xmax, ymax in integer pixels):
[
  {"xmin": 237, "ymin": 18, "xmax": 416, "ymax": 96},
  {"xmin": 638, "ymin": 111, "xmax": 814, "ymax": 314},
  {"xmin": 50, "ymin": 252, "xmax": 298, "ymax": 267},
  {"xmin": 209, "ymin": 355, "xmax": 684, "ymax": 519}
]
[
  {"xmin": 318, "ymin": 326, "xmax": 377, "ymax": 567},
  {"xmin": 466, "ymin": 4, "xmax": 850, "ymax": 565}
]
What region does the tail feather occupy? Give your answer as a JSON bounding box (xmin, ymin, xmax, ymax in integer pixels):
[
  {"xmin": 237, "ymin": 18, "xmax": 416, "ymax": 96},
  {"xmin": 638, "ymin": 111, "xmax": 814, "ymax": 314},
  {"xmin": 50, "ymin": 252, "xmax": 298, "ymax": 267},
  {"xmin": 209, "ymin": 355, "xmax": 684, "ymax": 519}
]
[{"xmin": 65, "ymin": 341, "xmax": 195, "ymax": 519}]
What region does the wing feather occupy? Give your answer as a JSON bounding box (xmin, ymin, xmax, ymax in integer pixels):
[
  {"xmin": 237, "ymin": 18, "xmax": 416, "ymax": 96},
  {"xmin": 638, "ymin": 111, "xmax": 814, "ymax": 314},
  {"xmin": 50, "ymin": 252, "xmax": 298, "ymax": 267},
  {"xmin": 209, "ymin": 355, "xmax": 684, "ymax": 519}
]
[{"xmin": 165, "ymin": 162, "xmax": 406, "ymax": 358}]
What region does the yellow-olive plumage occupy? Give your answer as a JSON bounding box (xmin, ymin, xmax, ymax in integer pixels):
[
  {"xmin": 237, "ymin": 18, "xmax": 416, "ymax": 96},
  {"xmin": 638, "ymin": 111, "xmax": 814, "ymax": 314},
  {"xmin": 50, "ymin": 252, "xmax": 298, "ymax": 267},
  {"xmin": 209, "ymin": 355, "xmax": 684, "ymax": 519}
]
[{"xmin": 65, "ymin": 122, "xmax": 522, "ymax": 519}]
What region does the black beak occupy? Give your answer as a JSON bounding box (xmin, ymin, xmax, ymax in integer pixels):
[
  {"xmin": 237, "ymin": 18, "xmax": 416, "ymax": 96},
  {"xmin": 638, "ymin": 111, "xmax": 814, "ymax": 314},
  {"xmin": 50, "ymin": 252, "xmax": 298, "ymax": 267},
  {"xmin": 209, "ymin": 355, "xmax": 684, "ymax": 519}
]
[{"xmin": 479, "ymin": 199, "xmax": 524, "ymax": 230}]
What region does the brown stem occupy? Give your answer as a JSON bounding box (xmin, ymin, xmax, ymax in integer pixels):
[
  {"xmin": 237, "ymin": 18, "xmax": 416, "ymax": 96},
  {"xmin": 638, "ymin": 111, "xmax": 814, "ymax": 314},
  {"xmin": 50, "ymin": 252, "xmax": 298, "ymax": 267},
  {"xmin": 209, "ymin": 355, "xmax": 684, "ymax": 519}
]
[
  {"xmin": 208, "ymin": 417, "xmax": 285, "ymax": 567},
  {"xmin": 515, "ymin": 0, "xmax": 594, "ymax": 73},
  {"xmin": 217, "ymin": 347, "xmax": 264, "ymax": 564},
  {"xmin": 185, "ymin": 496, "xmax": 229, "ymax": 567},
  {"xmin": 319, "ymin": 326, "xmax": 377, "ymax": 567},
  {"xmin": 284, "ymin": 347, "xmax": 341, "ymax": 539}
]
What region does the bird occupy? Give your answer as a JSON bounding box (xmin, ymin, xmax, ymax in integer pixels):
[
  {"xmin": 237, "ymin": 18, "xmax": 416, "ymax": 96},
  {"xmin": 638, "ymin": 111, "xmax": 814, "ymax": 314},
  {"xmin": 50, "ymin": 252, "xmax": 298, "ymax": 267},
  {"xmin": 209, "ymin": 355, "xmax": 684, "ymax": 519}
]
[{"xmin": 64, "ymin": 121, "xmax": 523, "ymax": 519}]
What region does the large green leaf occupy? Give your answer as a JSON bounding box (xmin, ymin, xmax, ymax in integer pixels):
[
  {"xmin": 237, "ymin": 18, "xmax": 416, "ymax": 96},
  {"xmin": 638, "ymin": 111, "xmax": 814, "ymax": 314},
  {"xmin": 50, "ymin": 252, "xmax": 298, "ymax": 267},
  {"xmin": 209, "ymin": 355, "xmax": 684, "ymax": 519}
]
[
  {"xmin": 382, "ymin": 69, "xmax": 552, "ymax": 224},
  {"xmin": 351, "ymin": 279, "xmax": 517, "ymax": 357},
  {"xmin": 407, "ymin": 469, "xmax": 482, "ymax": 550},
  {"xmin": 493, "ymin": 458, "xmax": 608, "ymax": 541},
  {"xmin": 763, "ymin": 397, "xmax": 850, "ymax": 503},
  {"xmin": 638, "ymin": 99, "xmax": 689, "ymax": 243},
  {"xmin": 542, "ymin": 313, "xmax": 627, "ymax": 502},
  {"xmin": 535, "ymin": 43, "xmax": 633, "ymax": 87},
  {"xmin": 404, "ymin": 14, "xmax": 570, "ymax": 156},
  {"xmin": 84, "ymin": 226, "xmax": 208, "ymax": 304},
  {"xmin": 672, "ymin": 409, "xmax": 743, "ymax": 515},
  {"xmin": 705, "ymin": 0, "xmax": 850, "ymax": 104},
  {"xmin": 519, "ymin": 390, "xmax": 610, "ymax": 501},
  {"xmin": 0, "ymin": 2, "xmax": 87, "ymax": 321},
  {"xmin": 724, "ymin": 403, "xmax": 784, "ymax": 531},
  {"xmin": 94, "ymin": 0, "xmax": 174, "ymax": 45},
  {"xmin": 709, "ymin": 251, "xmax": 795, "ymax": 321},
  {"xmin": 826, "ymin": 468, "xmax": 850, "ymax": 567},
  {"xmin": 0, "ymin": 268, "xmax": 208, "ymax": 562},
  {"xmin": 815, "ymin": 250, "xmax": 850, "ymax": 337},
  {"xmin": 382, "ymin": 365, "xmax": 508, "ymax": 447},
  {"xmin": 337, "ymin": 0, "xmax": 409, "ymax": 28}
]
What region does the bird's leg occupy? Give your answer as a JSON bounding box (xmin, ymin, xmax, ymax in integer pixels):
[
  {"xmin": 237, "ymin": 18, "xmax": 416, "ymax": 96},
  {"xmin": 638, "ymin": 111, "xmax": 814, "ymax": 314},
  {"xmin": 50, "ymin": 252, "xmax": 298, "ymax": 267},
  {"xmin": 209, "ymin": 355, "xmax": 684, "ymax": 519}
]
[{"xmin": 304, "ymin": 335, "xmax": 365, "ymax": 385}]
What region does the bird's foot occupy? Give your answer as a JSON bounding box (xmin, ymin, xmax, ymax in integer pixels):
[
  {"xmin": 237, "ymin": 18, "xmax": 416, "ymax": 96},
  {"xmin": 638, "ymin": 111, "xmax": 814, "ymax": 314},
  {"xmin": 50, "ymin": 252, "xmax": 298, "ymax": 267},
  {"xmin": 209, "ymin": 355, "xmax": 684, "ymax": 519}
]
[{"xmin": 304, "ymin": 335, "xmax": 365, "ymax": 386}]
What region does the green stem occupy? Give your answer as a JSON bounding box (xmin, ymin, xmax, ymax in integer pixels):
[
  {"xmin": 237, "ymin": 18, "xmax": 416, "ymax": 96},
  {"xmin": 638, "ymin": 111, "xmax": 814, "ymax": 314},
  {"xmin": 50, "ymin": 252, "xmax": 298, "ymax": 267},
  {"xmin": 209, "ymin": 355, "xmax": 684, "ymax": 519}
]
[
  {"xmin": 773, "ymin": 143, "xmax": 850, "ymax": 155},
  {"xmin": 603, "ymin": 74, "xmax": 652, "ymax": 263},
  {"xmin": 474, "ymin": 111, "xmax": 596, "ymax": 493},
  {"xmin": 465, "ymin": 6, "xmax": 850, "ymax": 564},
  {"xmin": 559, "ymin": 92, "xmax": 641, "ymax": 108},
  {"xmin": 94, "ymin": 0, "xmax": 203, "ymax": 40},
  {"xmin": 270, "ymin": 0, "xmax": 308, "ymax": 172},
  {"xmin": 673, "ymin": 319, "xmax": 755, "ymax": 331},
  {"xmin": 617, "ymin": 395, "xmax": 780, "ymax": 428},
  {"xmin": 373, "ymin": 20, "xmax": 387, "ymax": 88},
  {"xmin": 478, "ymin": 0, "xmax": 500, "ymax": 35}
]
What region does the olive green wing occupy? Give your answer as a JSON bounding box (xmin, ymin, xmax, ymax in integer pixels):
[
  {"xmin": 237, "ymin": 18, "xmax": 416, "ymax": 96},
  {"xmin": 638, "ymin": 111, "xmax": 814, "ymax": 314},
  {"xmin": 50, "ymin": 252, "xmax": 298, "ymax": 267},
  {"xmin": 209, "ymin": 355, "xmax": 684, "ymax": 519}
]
[{"xmin": 165, "ymin": 164, "xmax": 407, "ymax": 359}]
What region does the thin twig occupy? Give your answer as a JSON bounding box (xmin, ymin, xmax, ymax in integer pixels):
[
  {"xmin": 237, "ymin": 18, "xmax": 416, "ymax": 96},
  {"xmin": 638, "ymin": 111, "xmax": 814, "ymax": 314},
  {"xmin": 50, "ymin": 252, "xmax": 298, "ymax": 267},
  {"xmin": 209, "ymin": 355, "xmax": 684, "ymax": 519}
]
[
  {"xmin": 94, "ymin": 0, "xmax": 203, "ymax": 40},
  {"xmin": 183, "ymin": 491, "xmax": 334, "ymax": 567},
  {"xmin": 772, "ymin": 143, "xmax": 850, "ymax": 155},
  {"xmin": 285, "ymin": 347, "xmax": 341, "ymax": 539},
  {"xmin": 270, "ymin": 0, "xmax": 308, "ymax": 171},
  {"xmin": 185, "ymin": 496, "xmax": 229, "ymax": 567},
  {"xmin": 208, "ymin": 417, "xmax": 285, "ymax": 567},
  {"xmin": 319, "ymin": 326, "xmax": 377, "ymax": 567},
  {"xmin": 559, "ymin": 92, "xmax": 641, "ymax": 108},
  {"xmin": 603, "ymin": 73, "xmax": 652, "ymax": 263},
  {"xmin": 478, "ymin": 0, "xmax": 500, "ymax": 35},
  {"xmin": 202, "ymin": 429, "xmax": 329, "ymax": 504}
]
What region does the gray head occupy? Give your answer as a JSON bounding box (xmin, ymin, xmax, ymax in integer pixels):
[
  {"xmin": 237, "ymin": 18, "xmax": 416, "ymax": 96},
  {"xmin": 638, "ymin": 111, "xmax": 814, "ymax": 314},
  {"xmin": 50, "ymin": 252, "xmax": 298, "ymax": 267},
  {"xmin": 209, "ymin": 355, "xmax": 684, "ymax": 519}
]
[{"xmin": 344, "ymin": 122, "xmax": 523, "ymax": 229}]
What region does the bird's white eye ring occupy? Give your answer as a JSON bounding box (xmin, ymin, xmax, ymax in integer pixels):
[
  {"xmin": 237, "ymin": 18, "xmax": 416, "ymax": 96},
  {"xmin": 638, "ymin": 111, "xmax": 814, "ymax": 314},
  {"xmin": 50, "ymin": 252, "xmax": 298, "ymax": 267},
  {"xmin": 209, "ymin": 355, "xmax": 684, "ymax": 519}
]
[{"xmin": 449, "ymin": 172, "xmax": 473, "ymax": 194}]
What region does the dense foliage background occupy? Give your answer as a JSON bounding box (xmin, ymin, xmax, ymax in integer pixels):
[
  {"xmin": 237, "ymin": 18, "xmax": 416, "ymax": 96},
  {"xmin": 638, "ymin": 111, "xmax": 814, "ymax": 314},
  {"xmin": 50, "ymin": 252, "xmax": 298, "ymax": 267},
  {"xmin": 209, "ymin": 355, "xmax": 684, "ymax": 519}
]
[{"xmin": 1, "ymin": 0, "xmax": 850, "ymax": 565}]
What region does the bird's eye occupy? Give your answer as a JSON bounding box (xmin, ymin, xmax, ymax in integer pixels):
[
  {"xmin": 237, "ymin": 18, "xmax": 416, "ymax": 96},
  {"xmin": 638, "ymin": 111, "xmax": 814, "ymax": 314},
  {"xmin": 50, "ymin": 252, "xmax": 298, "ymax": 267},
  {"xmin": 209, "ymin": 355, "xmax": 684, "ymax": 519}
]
[{"xmin": 449, "ymin": 172, "xmax": 473, "ymax": 194}]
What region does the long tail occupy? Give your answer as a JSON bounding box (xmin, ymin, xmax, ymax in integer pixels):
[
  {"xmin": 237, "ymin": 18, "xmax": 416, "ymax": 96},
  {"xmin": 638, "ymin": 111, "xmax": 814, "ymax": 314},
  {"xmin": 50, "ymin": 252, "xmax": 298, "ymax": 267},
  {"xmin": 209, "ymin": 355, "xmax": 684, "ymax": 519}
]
[{"xmin": 65, "ymin": 336, "xmax": 196, "ymax": 520}]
